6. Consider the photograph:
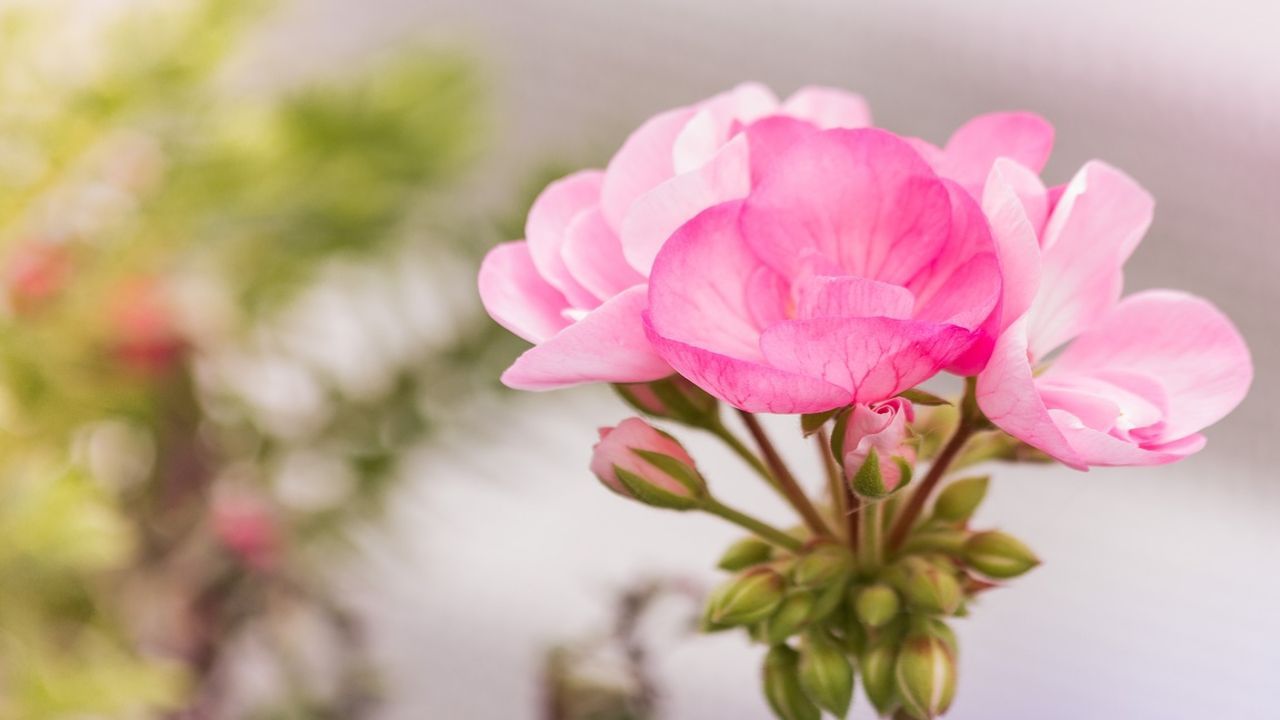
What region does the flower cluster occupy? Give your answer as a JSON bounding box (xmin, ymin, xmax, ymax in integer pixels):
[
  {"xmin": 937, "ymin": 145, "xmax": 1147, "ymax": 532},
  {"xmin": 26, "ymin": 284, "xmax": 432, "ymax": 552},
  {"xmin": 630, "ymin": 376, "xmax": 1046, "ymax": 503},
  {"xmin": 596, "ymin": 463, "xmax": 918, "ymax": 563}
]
[{"xmin": 478, "ymin": 84, "xmax": 1252, "ymax": 718}]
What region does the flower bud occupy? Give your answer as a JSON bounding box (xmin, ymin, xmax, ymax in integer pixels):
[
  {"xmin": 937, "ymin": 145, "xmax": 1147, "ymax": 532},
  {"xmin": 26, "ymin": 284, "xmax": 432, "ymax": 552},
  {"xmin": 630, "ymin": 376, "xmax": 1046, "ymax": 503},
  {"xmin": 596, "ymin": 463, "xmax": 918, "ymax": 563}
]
[
  {"xmin": 894, "ymin": 631, "xmax": 957, "ymax": 719},
  {"xmin": 963, "ymin": 531, "xmax": 1040, "ymax": 579},
  {"xmin": 792, "ymin": 541, "xmax": 854, "ymax": 590},
  {"xmin": 854, "ymin": 583, "xmax": 900, "ymax": 629},
  {"xmin": 718, "ymin": 536, "xmax": 774, "ymax": 571},
  {"xmin": 859, "ymin": 637, "xmax": 899, "ymax": 716},
  {"xmin": 763, "ymin": 645, "xmax": 821, "ymax": 720},
  {"xmin": 614, "ymin": 376, "xmax": 718, "ymax": 426},
  {"xmin": 798, "ymin": 631, "xmax": 854, "ymax": 717},
  {"xmin": 764, "ymin": 592, "xmax": 816, "ymax": 645},
  {"xmin": 891, "ymin": 557, "xmax": 962, "ymax": 616},
  {"xmin": 931, "ymin": 476, "xmax": 989, "ymax": 524},
  {"xmin": 838, "ymin": 399, "xmax": 915, "ymax": 499},
  {"xmin": 706, "ymin": 567, "xmax": 786, "ymax": 626},
  {"xmin": 590, "ymin": 418, "xmax": 706, "ymax": 510}
]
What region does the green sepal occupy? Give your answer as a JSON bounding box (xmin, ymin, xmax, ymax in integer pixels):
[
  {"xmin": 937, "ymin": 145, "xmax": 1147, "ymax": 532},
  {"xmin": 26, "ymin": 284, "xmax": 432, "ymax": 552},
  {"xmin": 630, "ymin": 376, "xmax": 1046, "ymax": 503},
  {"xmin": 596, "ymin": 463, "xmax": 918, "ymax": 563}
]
[
  {"xmin": 630, "ymin": 448, "xmax": 706, "ymax": 496},
  {"xmin": 850, "ymin": 449, "xmax": 914, "ymax": 500},
  {"xmin": 931, "ymin": 475, "xmax": 990, "ymax": 524},
  {"xmin": 612, "ymin": 465, "xmax": 700, "ymax": 511},
  {"xmin": 899, "ymin": 388, "xmax": 952, "ymax": 406},
  {"xmin": 801, "ymin": 407, "xmax": 843, "ymax": 437}
]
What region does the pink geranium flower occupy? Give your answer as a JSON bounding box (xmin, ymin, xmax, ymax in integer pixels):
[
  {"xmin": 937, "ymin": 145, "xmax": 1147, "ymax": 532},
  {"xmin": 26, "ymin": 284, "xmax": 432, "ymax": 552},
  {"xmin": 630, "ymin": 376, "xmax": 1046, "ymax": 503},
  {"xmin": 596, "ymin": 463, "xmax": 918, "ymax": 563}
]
[
  {"xmin": 478, "ymin": 83, "xmax": 873, "ymax": 390},
  {"xmin": 643, "ymin": 127, "xmax": 1006, "ymax": 413},
  {"xmin": 976, "ymin": 160, "xmax": 1252, "ymax": 467}
]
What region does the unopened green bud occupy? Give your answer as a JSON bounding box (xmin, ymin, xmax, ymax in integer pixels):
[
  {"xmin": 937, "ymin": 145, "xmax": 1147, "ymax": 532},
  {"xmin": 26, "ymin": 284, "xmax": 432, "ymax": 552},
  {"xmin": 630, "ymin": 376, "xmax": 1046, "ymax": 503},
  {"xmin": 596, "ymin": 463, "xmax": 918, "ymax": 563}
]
[
  {"xmin": 798, "ymin": 631, "xmax": 854, "ymax": 718},
  {"xmin": 707, "ymin": 567, "xmax": 786, "ymax": 626},
  {"xmin": 854, "ymin": 584, "xmax": 901, "ymax": 629},
  {"xmin": 931, "ymin": 476, "xmax": 989, "ymax": 523},
  {"xmin": 903, "ymin": 527, "xmax": 970, "ymax": 556},
  {"xmin": 911, "ymin": 617, "xmax": 957, "ymax": 656},
  {"xmin": 963, "ymin": 531, "xmax": 1040, "ymax": 579},
  {"xmin": 860, "ymin": 638, "xmax": 899, "ymax": 716},
  {"xmin": 892, "ymin": 557, "xmax": 962, "ymax": 615},
  {"xmin": 763, "ymin": 645, "xmax": 820, "ymax": 720},
  {"xmin": 792, "ymin": 542, "xmax": 854, "ymax": 590},
  {"xmin": 764, "ymin": 592, "xmax": 816, "ymax": 645},
  {"xmin": 895, "ymin": 631, "xmax": 957, "ymax": 719},
  {"xmin": 718, "ymin": 536, "xmax": 774, "ymax": 571}
]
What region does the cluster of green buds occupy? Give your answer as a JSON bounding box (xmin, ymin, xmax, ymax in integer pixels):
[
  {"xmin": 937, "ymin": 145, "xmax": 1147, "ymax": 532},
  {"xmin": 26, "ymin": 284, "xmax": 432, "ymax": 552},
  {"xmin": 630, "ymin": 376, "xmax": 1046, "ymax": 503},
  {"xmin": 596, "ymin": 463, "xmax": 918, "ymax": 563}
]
[
  {"xmin": 595, "ymin": 379, "xmax": 1041, "ymax": 719},
  {"xmin": 704, "ymin": 472, "xmax": 1038, "ymax": 719}
]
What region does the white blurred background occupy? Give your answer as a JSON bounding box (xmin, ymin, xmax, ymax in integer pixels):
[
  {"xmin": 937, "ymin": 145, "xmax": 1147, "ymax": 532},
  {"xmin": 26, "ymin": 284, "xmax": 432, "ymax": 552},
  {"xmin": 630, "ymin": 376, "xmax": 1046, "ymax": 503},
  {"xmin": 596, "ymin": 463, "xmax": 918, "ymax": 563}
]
[{"xmin": 243, "ymin": 1, "xmax": 1280, "ymax": 718}]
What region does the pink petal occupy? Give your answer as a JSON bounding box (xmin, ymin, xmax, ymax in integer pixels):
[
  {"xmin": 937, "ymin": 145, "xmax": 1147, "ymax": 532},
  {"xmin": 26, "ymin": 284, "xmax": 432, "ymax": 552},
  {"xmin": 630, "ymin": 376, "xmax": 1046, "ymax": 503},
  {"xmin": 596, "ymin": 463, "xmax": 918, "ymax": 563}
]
[
  {"xmin": 981, "ymin": 158, "xmax": 1048, "ymax": 327},
  {"xmin": 1047, "ymin": 411, "xmax": 1204, "ymax": 467},
  {"xmin": 781, "ymin": 86, "xmax": 872, "ymax": 129},
  {"xmin": 1027, "ymin": 161, "xmax": 1153, "ymax": 360},
  {"xmin": 561, "ymin": 207, "xmax": 643, "ymax": 300},
  {"xmin": 620, "ymin": 134, "xmax": 751, "ymax": 274},
  {"xmin": 938, "ymin": 112, "xmax": 1054, "ymax": 195},
  {"xmin": 601, "ymin": 106, "xmax": 696, "ymax": 231},
  {"xmin": 792, "ymin": 275, "xmax": 915, "ymax": 320},
  {"xmin": 525, "ymin": 171, "xmax": 606, "ymax": 308},
  {"xmin": 477, "ymin": 241, "xmax": 570, "ymax": 344},
  {"xmin": 976, "ymin": 316, "xmax": 1086, "ymax": 469},
  {"xmin": 758, "ymin": 316, "xmax": 976, "ymax": 404},
  {"xmin": 646, "ymin": 201, "xmax": 778, "ymax": 361},
  {"xmin": 1046, "ymin": 290, "xmax": 1252, "ymax": 441},
  {"xmin": 908, "ymin": 181, "xmax": 1002, "ymax": 330},
  {"xmin": 672, "ymin": 83, "xmax": 780, "ymax": 174},
  {"xmin": 501, "ymin": 286, "xmax": 670, "ymax": 390},
  {"xmin": 740, "ymin": 128, "xmax": 952, "ymax": 284},
  {"xmin": 644, "ymin": 316, "xmax": 850, "ymax": 413}
]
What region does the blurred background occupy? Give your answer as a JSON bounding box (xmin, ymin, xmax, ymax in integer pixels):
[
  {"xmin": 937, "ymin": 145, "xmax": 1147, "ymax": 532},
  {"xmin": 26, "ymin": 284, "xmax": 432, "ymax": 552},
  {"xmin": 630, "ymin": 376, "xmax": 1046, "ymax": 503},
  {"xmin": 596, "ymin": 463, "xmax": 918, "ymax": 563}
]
[{"xmin": 0, "ymin": 0, "xmax": 1276, "ymax": 718}]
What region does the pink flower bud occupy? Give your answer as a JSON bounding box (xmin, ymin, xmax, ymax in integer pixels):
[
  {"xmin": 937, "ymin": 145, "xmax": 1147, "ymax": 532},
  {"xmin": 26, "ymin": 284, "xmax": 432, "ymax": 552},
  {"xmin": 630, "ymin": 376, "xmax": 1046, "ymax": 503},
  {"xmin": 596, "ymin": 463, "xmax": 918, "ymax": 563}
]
[
  {"xmin": 840, "ymin": 398, "xmax": 915, "ymax": 498},
  {"xmin": 589, "ymin": 417, "xmax": 705, "ymax": 509},
  {"xmin": 109, "ymin": 277, "xmax": 186, "ymax": 375}
]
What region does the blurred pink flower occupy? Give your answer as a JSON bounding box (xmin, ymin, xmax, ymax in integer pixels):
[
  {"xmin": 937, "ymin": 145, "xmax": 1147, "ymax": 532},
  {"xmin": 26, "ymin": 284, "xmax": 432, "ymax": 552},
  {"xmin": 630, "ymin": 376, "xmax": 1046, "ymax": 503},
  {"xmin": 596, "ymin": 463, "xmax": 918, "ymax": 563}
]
[
  {"xmin": 976, "ymin": 160, "xmax": 1252, "ymax": 467},
  {"xmin": 109, "ymin": 277, "xmax": 186, "ymax": 375},
  {"xmin": 841, "ymin": 398, "xmax": 916, "ymax": 495},
  {"xmin": 479, "ymin": 83, "xmax": 872, "ymax": 390},
  {"xmin": 212, "ymin": 492, "xmax": 281, "ymax": 572},
  {"xmin": 644, "ymin": 128, "xmax": 1004, "ymax": 413},
  {"xmin": 6, "ymin": 241, "xmax": 71, "ymax": 314}
]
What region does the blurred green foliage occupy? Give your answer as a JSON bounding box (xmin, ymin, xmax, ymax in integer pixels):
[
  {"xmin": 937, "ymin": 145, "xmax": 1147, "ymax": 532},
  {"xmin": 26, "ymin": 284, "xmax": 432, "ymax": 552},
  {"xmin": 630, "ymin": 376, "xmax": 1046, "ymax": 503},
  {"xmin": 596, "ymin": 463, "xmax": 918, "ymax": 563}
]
[{"xmin": 0, "ymin": 0, "xmax": 504, "ymax": 717}]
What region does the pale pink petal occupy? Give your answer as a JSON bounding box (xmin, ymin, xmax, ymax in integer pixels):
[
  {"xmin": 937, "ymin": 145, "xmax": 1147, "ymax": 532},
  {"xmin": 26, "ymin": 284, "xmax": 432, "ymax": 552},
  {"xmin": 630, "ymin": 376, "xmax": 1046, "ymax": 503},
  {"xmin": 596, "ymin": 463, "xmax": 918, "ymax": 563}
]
[
  {"xmin": 620, "ymin": 134, "xmax": 751, "ymax": 274},
  {"xmin": 646, "ymin": 201, "xmax": 778, "ymax": 361},
  {"xmin": 741, "ymin": 116, "xmax": 822, "ymax": 184},
  {"xmin": 477, "ymin": 241, "xmax": 570, "ymax": 344},
  {"xmin": 1046, "ymin": 290, "xmax": 1252, "ymax": 441},
  {"xmin": 741, "ymin": 129, "xmax": 952, "ymax": 284},
  {"xmin": 758, "ymin": 316, "xmax": 976, "ymax": 403},
  {"xmin": 525, "ymin": 171, "xmax": 606, "ymax": 308},
  {"xmin": 561, "ymin": 207, "xmax": 643, "ymax": 300},
  {"xmin": 501, "ymin": 286, "xmax": 669, "ymax": 390},
  {"xmin": 644, "ymin": 317, "xmax": 850, "ymax": 413},
  {"xmin": 1047, "ymin": 410, "xmax": 1202, "ymax": 466},
  {"xmin": 671, "ymin": 83, "xmax": 780, "ymax": 173},
  {"xmin": 938, "ymin": 112, "xmax": 1054, "ymax": 195},
  {"xmin": 781, "ymin": 86, "xmax": 872, "ymax": 129},
  {"xmin": 792, "ymin": 275, "xmax": 915, "ymax": 320},
  {"xmin": 977, "ymin": 316, "xmax": 1086, "ymax": 469},
  {"xmin": 981, "ymin": 158, "xmax": 1048, "ymax": 326},
  {"xmin": 1027, "ymin": 161, "xmax": 1153, "ymax": 359},
  {"xmin": 601, "ymin": 107, "xmax": 696, "ymax": 231}
]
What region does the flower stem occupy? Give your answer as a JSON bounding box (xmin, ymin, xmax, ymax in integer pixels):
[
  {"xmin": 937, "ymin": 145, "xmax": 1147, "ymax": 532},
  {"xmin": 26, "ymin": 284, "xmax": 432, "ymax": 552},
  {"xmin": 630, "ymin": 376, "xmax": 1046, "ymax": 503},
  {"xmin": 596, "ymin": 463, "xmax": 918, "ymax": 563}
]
[
  {"xmin": 858, "ymin": 501, "xmax": 885, "ymax": 571},
  {"xmin": 815, "ymin": 428, "xmax": 856, "ymax": 550},
  {"xmin": 701, "ymin": 498, "xmax": 805, "ymax": 553},
  {"xmin": 737, "ymin": 410, "xmax": 834, "ymax": 539},
  {"xmin": 887, "ymin": 378, "xmax": 980, "ymax": 552}
]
